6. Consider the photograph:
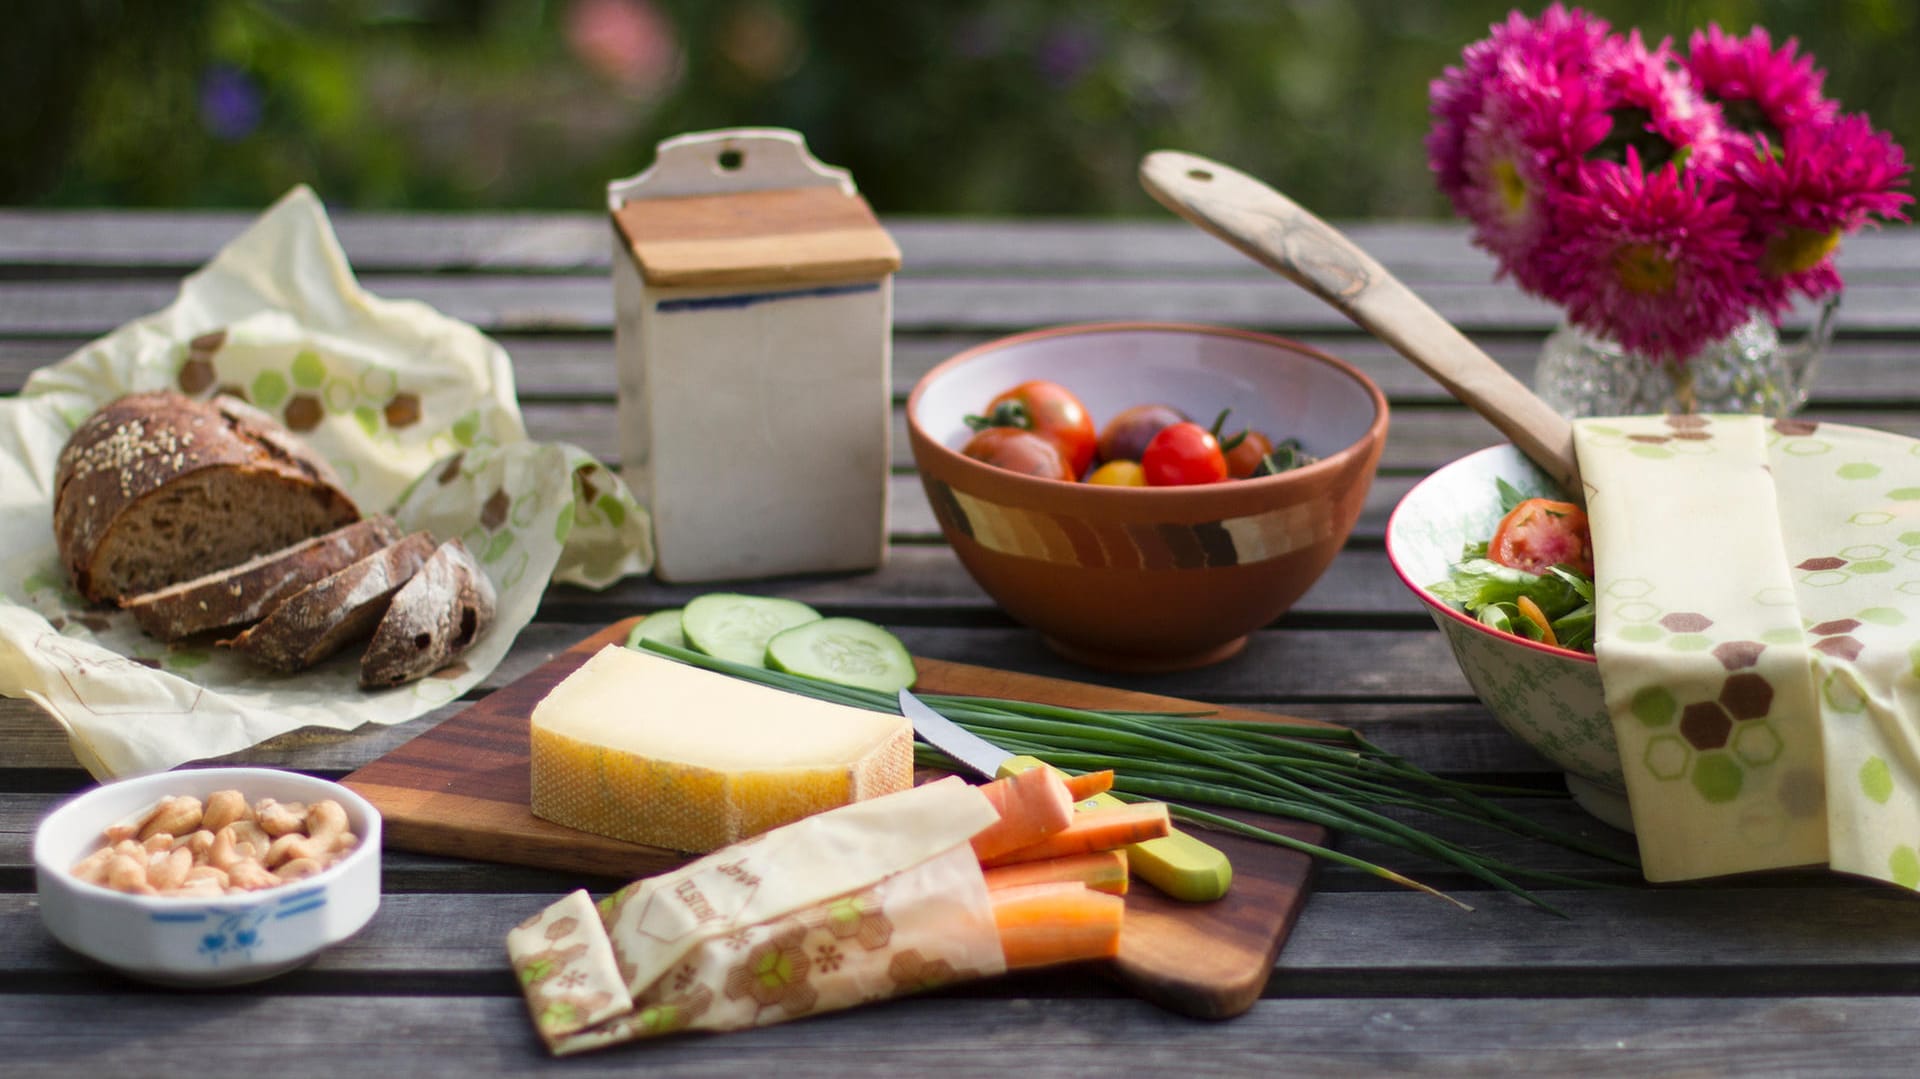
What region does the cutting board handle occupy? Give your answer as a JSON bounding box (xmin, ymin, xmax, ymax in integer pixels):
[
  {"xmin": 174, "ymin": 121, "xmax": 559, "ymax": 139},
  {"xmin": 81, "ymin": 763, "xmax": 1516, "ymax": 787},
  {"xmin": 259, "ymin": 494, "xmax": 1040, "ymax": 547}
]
[{"xmin": 1139, "ymin": 149, "xmax": 1582, "ymax": 498}]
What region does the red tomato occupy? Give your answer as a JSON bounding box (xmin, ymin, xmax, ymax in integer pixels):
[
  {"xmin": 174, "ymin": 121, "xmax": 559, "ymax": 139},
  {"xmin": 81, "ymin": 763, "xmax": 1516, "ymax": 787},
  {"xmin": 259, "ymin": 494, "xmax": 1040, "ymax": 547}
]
[
  {"xmin": 1223, "ymin": 429, "xmax": 1275, "ymax": 479},
  {"xmin": 971, "ymin": 380, "xmax": 1097, "ymax": 478},
  {"xmin": 1097, "ymin": 404, "xmax": 1188, "ymax": 465},
  {"xmin": 1489, "ymin": 499, "xmax": 1594, "ymax": 576},
  {"xmin": 960, "ymin": 426, "xmax": 1074, "ymax": 481},
  {"xmin": 1141, "ymin": 422, "xmax": 1228, "ymax": 486}
]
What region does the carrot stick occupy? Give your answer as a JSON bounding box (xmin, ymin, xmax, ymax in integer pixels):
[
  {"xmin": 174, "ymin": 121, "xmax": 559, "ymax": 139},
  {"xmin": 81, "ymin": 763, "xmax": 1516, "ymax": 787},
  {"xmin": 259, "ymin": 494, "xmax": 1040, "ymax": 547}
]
[
  {"xmin": 990, "ymin": 882, "xmax": 1125, "ymax": 970},
  {"xmin": 978, "ymin": 802, "xmax": 1171, "ymax": 868},
  {"xmin": 983, "ymin": 849, "xmax": 1129, "ymax": 896},
  {"xmin": 969, "ymin": 767, "xmax": 1076, "ymax": 862},
  {"xmin": 1063, "ymin": 769, "xmax": 1114, "ymax": 801}
]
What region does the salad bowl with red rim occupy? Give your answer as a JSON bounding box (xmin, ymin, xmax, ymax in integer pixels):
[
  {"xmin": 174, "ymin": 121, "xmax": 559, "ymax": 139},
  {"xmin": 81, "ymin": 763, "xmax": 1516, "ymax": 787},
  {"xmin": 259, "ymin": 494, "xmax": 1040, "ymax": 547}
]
[
  {"xmin": 907, "ymin": 321, "xmax": 1388, "ymax": 673},
  {"xmin": 1386, "ymin": 442, "xmax": 1632, "ymax": 830}
]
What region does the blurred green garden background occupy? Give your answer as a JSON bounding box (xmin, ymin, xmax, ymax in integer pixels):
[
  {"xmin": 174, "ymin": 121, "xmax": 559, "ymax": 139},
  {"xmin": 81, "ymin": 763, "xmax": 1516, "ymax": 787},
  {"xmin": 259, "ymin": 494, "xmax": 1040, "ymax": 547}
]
[{"xmin": 6, "ymin": 0, "xmax": 1915, "ymax": 219}]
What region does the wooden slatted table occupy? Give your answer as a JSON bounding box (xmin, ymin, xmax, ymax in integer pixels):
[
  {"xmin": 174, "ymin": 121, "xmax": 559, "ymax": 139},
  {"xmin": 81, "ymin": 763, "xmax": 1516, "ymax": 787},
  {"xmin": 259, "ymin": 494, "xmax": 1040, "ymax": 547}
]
[{"xmin": 5, "ymin": 208, "xmax": 1920, "ymax": 1075}]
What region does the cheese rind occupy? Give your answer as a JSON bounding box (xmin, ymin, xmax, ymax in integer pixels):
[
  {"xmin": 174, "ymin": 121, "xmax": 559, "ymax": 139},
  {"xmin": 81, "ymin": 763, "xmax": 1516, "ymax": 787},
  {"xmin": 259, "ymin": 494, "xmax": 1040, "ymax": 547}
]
[{"xmin": 529, "ymin": 645, "xmax": 913, "ymax": 852}]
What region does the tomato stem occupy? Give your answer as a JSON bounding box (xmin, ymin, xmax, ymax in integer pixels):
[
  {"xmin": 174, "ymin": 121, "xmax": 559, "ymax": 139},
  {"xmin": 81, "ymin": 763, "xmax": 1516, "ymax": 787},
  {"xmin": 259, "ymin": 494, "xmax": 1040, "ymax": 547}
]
[{"xmin": 964, "ymin": 399, "xmax": 1032, "ymax": 432}]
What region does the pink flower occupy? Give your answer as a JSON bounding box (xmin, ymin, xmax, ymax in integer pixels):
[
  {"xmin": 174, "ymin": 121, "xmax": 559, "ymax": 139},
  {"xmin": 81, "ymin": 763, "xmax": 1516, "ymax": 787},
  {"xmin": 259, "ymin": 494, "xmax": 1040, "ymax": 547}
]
[
  {"xmin": 1455, "ymin": 59, "xmax": 1589, "ymax": 290},
  {"xmin": 1684, "ymin": 25, "xmax": 1835, "ymax": 148},
  {"xmin": 1539, "ymin": 150, "xmax": 1754, "ymax": 361},
  {"xmin": 1428, "ymin": 6, "xmax": 1910, "ymax": 360},
  {"xmin": 1428, "ymin": 3, "xmax": 1612, "ymax": 206},
  {"xmin": 1729, "ymin": 113, "xmax": 1912, "ymax": 315},
  {"xmin": 1581, "ymin": 30, "xmax": 1730, "ymax": 180}
]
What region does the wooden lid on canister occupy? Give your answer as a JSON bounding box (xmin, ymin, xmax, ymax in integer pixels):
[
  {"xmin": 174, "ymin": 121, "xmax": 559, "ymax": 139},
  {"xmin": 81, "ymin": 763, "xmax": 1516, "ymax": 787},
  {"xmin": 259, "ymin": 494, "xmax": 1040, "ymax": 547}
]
[{"xmin": 613, "ymin": 186, "xmax": 902, "ymax": 288}]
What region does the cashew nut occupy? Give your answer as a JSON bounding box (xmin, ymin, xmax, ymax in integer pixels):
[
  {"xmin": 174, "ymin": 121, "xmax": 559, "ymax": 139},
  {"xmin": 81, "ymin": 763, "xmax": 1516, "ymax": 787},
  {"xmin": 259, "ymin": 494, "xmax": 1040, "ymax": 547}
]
[
  {"xmin": 254, "ymin": 799, "xmax": 309, "ymax": 838},
  {"xmin": 146, "ymin": 847, "xmax": 194, "ymax": 891},
  {"xmin": 105, "ymin": 852, "xmax": 155, "ymax": 895},
  {"xmin": 227, "ymin": 819, "xmax": 272, "ymax": 860},
  {"xmin": 223, "ymin": 858, "xmax": 279, "ymax": 891},
  {"xmin": 138, "ymin": 796, "xmax": 203, "ymax": 841},
  {"xmin": 201, "ymin": 789, "xmax": 249, "ymax": 833},
  {"xmin": 69, "ymin": 845, "xmax": 116, "ymax": 885},
  {"xmin": 184, "ymin": 865, "xmax": 230, "ymax": 890},
  {"xmin": 104, "ymin": 798, "xmax": 166, "ymax": 844},
  {"xmin": 76, "ymin": 788, "xmax": 355, "ymax": 896},
  {"xmin": 275, "ymin": 857, "xmax": 325, "ymax": 883}
]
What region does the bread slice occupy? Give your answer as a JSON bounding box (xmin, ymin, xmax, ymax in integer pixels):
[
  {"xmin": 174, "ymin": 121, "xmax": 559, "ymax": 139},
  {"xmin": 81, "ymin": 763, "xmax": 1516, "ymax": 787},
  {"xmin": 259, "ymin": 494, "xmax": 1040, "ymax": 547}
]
[
  {"xmin": 54, "ymin": 391, "xmax": 360, "ymax": 603},
  {"xmin": 221, "ymin": 532, "xmax": 436, "ymax": 673},
  {"xmin": 117, "ymin": 516, "xmax": 404, "ymax": 642},
  {"xmin": 360, "ymin": 538, "xmax": 497, "ymax": 688}
]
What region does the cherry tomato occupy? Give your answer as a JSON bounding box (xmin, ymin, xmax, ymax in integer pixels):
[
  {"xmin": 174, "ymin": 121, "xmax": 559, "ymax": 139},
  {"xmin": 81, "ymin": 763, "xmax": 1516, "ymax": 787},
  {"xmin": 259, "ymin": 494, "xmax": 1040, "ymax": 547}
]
[
  {"xmin": 960, "ymin": 426, "xmax": 1074, "ymax": 481},
  {"xmin": 1223, "ymin": 429, "xmax": 1275, "ymax": 479},
  {"xmin": 1086, "ymin": 459, "xmax": 1147, "ymax": 486},
  {"xmin": 1488, "ymin": 498, "xmax": 1594, "ymax": 576},
  {"xmin": 969, "ymin": 380, "xmax": 1097, "ymax": 478},
  {"xmin": 1141, "ymin": 422, "xmax": 1228, "ymax": 486},
  {"xmin": 1097, "ymin": 403, "xmax": 1188, "ymax": 464}
]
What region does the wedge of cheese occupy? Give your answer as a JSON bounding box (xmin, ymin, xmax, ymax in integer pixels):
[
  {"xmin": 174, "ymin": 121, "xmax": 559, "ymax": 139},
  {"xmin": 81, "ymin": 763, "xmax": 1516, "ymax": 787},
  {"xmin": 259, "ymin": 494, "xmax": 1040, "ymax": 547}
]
[{"xmin": 529, "ymin": 645, "xmax": 914, "ymax": 853}]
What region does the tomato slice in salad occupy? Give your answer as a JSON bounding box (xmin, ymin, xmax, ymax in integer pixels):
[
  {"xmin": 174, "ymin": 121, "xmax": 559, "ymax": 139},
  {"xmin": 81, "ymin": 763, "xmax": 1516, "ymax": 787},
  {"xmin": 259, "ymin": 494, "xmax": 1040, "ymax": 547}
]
[{"xmin": 1488, "ymin": 498, "xmax": 1594, "ymax": 576}]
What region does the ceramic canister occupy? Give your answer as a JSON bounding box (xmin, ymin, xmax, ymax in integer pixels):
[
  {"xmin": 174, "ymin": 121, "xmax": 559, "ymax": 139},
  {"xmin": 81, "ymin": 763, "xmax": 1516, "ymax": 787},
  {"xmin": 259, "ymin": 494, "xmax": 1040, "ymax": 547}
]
[{"xmin": 608, "ymin": 128, "xmax": 902, "ymax": 582}]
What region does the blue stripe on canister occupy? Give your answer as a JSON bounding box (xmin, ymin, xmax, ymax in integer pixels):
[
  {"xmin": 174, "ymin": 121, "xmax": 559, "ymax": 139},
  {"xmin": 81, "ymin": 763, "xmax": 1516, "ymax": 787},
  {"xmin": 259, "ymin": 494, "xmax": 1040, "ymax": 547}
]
[{"xmin": 656, "ymin": 282, "xmax": 880, "ymax": 313}]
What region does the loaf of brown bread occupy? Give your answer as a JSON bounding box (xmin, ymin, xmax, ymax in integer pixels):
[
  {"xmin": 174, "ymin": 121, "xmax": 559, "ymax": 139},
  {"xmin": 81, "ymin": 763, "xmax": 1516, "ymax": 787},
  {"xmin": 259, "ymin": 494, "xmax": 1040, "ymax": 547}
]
[
  {"xmin": 221, "ymin": 532, "xmax": 436, "ymax": 673},
  {"xmin": 118, "ymin": 515, "xmax": 404, "ymax": 641},
  {"xmin": 360, "ymin": 538, "xmax": 496, "ymax": 688},
  {"xmin": 54, "ymin": 391, "xmax": 360, "ymax": 603}
]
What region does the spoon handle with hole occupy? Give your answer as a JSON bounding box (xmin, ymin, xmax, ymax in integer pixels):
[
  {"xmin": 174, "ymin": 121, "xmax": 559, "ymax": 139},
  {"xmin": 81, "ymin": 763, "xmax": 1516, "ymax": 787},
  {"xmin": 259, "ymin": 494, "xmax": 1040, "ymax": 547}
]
[{"xmin": 1139, "ymin": 149, "xmax": 1582, "ymax": 496}]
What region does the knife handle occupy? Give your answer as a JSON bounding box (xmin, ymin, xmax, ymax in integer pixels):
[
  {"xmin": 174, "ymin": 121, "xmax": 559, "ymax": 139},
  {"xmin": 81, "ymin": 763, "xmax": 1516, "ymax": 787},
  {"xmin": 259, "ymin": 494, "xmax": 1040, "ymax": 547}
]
[{"xmin": 995, "ymin": 756, "xmax": 1234, "ymax": 902}]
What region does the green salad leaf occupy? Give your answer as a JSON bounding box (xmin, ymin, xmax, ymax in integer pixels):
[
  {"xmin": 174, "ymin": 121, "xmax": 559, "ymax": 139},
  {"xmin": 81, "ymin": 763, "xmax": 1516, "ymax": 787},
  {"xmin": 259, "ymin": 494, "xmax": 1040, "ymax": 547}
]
[{"xmin": 1429, "ymin": 555, "xmax": 1596, "ymax": 653}]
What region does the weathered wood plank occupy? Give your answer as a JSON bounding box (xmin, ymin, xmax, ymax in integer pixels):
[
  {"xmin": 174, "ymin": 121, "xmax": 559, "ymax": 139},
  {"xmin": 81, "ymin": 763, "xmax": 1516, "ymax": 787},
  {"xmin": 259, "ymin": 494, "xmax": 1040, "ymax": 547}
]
[
  {"xmin": 492, "ymin": 400, "xmax": 1915, "ymax": 474},
  {"xmin": 2, "ymin": 992, "xmax": 1919, "ymax": 1078},
  {"xmin": 2, "ymin": 272, "xmax": 1907, "ymax": 340},
  {"xmin": 2, "ymin": 209, "xmax": 1914, "ymax": 279},
  {"xmin": 0, "ymin": 785, "xmax": 1631, "ymax": 890},
  {"xmin": 11, "ymin": 884, "xmax": 1918, "ymax": 983},
  {"xmin": 12, "ymin": 332, "xmax": 1911, "ymax": 405},
  {"xmin": 0, "ymin": 696, "xmax": 1560, "ymax": 781}
]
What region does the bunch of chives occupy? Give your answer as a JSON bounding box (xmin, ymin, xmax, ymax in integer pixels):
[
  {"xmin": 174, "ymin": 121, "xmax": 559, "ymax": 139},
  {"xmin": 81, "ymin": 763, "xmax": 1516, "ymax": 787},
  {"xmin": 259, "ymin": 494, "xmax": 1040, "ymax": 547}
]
[{"xmin": 636, "ymin": 640, "xmax": 1635, "ymax": 913}]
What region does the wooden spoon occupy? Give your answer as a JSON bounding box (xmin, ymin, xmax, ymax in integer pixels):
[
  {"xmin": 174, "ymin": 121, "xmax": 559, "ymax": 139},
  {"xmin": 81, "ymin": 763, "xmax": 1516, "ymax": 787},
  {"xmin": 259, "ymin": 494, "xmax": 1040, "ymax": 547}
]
[{"xmin": 1139, "ymin": 149, "xmax": 1582, "ymax": 497}]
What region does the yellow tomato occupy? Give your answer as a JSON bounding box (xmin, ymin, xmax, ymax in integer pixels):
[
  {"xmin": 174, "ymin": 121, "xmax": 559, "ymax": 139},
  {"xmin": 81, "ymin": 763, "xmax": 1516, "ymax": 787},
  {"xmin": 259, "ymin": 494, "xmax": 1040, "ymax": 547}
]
[{"xmin": 1086, "ymin": 460, "xmax": 1147, "ymax": 486}]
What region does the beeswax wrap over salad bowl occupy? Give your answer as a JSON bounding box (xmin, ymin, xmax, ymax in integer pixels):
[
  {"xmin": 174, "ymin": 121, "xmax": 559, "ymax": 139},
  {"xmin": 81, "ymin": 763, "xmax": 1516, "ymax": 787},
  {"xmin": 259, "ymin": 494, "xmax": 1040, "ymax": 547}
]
[
  {"xmin": 1395, "ymin": 416, "xmax": 1920, "ymax": 891},
  {"xmin": 0, "ymin": 186, "xmax": 653, "ymax": 779}
]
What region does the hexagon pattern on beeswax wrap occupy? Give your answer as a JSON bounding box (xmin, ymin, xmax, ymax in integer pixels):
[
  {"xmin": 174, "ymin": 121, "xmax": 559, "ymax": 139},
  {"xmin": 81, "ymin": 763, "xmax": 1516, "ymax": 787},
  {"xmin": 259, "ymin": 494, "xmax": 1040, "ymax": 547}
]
[
  {"xmin": 1611, "ymin": 579, "xmax": 1793, "ymax": 811},
  {"xmin": 1762, "ymin": 414, "xmax": 1920, "ymax": 891},
  {"xmin": 1586, "ymin": 416, "xmax": 1815, "ymax": 822},
  {"xmin": 166, "ymin": 324, "xmax": 506, "ymax": 503},
  {"xmin": 175, "ymin": 331, "xmax": 470, "ymax": 446}
]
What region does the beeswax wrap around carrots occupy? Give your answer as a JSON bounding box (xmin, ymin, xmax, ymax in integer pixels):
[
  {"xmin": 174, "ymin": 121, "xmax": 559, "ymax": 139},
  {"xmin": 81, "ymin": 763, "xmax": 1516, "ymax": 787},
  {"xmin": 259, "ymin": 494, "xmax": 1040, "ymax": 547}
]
[
  {"xmin": 507, "ymin": 778, "xmax": 1006, "ymax": 1055},
  {"xmin": 0, "ymin": 186, "xmax": 653, "ymax": 779},
  {"xmin": 1576, "ymin": 414, "xmax": 1920, "ymax": 887}
]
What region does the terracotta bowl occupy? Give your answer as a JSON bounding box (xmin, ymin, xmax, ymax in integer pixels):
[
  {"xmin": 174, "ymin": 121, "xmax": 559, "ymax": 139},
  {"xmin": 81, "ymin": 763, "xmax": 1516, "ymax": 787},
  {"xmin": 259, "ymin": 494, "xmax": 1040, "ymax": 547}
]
[
  {"xmin": 906, "ymin": 322, "xmax": 1388, "ymax": 671},
  {"xmin": 1384, "ymin": 443, "xmax": 1629, "ymax": 830}
]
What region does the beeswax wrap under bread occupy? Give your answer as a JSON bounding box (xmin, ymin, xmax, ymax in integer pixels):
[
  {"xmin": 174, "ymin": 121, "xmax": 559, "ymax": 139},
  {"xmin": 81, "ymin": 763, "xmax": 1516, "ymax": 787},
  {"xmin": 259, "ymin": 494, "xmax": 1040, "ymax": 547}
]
[
  {"xmin": 508, "ymin": 778, "xmax": 1005, "ymax": 1055},
  {"xmin": 1575, "ymin": 414, "xmax": 1920, "ymax": 886},
  {"xmin": 0, "ymin": 186, "xmax": 653, "ymax": 779}
]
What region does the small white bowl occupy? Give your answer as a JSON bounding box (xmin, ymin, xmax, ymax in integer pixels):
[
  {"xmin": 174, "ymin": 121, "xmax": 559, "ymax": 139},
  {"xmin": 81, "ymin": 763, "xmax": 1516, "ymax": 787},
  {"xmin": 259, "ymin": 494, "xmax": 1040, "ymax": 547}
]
[
  {"xmin": 1384, "ymin": 443, "xmax": 1630, "ymax": 830},
  {"xmin": 34, "ymin": 766, "xmax": 382, "ymax": 986}
]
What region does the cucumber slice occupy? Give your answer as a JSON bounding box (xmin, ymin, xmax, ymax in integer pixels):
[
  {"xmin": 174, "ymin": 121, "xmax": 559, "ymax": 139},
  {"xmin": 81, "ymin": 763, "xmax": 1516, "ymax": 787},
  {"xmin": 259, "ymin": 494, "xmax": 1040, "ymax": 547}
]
[
  {"xmin": 624, "ymin": 608, "xmax": 686, "ymax": 651},
  {"xmin": 681, "ymin": 593, "xmax": 821, "ymax": 668},
  {"xmin": 765, "ymin": 617, "xmax": 916, "ymax": 692}
]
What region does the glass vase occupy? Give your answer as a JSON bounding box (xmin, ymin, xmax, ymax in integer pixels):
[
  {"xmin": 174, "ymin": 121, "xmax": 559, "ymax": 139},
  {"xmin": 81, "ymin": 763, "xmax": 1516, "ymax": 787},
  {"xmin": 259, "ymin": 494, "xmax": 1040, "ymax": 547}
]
[{"xmin": 1532, "ymin": 295, "xmax": 1840, "ymax": 418}]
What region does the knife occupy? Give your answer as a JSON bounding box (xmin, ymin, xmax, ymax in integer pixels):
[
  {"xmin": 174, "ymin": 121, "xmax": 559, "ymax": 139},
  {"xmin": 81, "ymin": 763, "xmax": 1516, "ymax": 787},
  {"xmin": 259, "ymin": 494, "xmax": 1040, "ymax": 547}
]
[{"xmin": 898, "ymin": 687, "xmax": 1232, "ymax": 902}]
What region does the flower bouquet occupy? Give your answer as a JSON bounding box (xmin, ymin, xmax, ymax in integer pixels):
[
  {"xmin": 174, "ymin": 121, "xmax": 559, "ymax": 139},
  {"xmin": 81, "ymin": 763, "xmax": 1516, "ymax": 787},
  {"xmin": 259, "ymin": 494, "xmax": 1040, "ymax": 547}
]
[{"xmin": 1428, "ymin": 5, "xmax": 1910, "ymax": 413}]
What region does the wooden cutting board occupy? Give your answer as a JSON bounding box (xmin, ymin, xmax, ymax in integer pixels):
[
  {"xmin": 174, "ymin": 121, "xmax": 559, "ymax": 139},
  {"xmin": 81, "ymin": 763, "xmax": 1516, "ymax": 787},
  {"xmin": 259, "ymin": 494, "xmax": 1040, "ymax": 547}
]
[{"xmin": 342, "ymin": 618, "xmax": 1328, "ymax": 1019}]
